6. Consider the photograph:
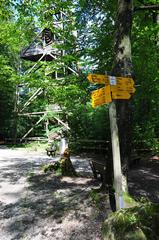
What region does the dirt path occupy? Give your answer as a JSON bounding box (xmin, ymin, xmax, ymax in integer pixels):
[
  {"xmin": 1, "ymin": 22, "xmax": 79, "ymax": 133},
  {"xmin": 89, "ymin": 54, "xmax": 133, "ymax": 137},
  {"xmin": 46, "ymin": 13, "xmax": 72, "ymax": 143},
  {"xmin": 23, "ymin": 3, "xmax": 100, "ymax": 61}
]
[
  {"xmin": 128, "ymin": 154, "xmax": 159, "ymax": 203},
  {"xmin": 1, "ymin": 146, "xmax": 158, "ymax": 240},
  {"xmin": 0, "ymin": 147, "xmax": 111, "ymax": 240}
]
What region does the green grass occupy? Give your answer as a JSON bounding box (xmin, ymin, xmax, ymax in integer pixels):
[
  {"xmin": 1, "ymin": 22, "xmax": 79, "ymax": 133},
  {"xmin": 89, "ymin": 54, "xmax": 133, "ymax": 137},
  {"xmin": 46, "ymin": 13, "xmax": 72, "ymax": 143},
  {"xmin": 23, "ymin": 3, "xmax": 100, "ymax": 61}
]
[
  {"xmin": 123, "ymin": 192, "xmax": 138, "ymax": 207},
  {"xmin": 26, "ymin": 171, "xmax": 36, "ymax": 181},
  {"xmin": 89, "ymin": 189, "xmax": 108, "ymax": 208},
  {"xmin": 9, "ymin": 141, "xmax": 48, "ymax": 151}
]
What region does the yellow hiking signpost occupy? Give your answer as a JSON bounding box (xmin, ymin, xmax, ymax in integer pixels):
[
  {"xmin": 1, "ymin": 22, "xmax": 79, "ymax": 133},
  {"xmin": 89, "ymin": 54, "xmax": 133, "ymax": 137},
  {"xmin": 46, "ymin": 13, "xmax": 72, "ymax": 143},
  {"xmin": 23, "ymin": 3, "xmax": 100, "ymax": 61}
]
[
  {"xmin": 87, "ymin": 74, "xmax": 136, "ymax": 107},
  {"xmin": 111, "ymin": 90, "xmax": 131, "ymax": 99},
  {"xmin": 91, "ymin": 85, "xmax": 112, "ymax": 108},
  {"xmin": 87, "ymin": 74, "xmax": 109, "ymax": 84},
  {"xmin": 87, "ymin": 72, "xmax": 136, "ymax": 210},
  {"xmin": 114, "ymin": 77, "xmax": 135, "ymax": 93}
]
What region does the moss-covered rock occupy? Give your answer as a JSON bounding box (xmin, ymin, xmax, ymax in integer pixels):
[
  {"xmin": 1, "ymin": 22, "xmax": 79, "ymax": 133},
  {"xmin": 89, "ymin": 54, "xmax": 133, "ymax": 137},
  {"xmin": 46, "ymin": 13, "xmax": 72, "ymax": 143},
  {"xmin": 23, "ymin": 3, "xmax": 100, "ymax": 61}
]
[{"xmin": 102, "ymin": 203, "xmax": 159, "ymax": 240}]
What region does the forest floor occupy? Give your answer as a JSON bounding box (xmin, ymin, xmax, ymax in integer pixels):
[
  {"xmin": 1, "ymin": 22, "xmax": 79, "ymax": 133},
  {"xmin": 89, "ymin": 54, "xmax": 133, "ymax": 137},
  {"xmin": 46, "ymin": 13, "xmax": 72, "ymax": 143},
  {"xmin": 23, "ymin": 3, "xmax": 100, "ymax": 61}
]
[{"xmin": 0, "ymin": 146, "xmax": 159, "ymax": 240}]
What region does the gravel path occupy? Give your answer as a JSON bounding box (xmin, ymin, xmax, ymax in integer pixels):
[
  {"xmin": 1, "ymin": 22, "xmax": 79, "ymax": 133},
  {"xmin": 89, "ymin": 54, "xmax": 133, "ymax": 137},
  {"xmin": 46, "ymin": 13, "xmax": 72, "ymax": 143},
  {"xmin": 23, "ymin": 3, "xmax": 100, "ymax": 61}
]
[
  {"xmin": 1, "ymin": 146, "xmax": 158, "ymax": 240},
  {"xmin": 0, "ymin": 147, "xmax": 111, "ymax": 240}
]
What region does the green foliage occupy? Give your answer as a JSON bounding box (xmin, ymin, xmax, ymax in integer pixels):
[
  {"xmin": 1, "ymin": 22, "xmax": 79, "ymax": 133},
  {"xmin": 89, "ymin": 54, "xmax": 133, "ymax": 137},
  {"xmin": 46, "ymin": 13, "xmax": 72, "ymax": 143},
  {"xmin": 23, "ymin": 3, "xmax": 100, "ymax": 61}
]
[
  {"xmin": 27, "ymin": 171, "xmax": 36, "ymax": 181},
  {"xmin": 123, "ymin": 192, "xmax": 137, "ymax": 207},
  {"xmin": 90, "ymin": 189, "xmax": 101, "ymax": 205},
  {"xmin": 89, "ymin": 189, "xmax": 108, "ymax": 208},
  {"xmin": 131, "ymin": 7, "xmax": 159, "ymax": 151},
  {"xmin": 76, "ymin": 0, "xmax": 159, "ymax": 152},
  {"xmin": 71, "ymin": 105, "xmax": 110, "ymax": 140},
  {"xmin": 42, "ymin": 163, "xmax": 55, "ymax": 173},
  {"xmin": 0, "ymin": 9, "xmax": 19, "ymax": 139},
  {"xmin": 75, "ymin": 0, "xmax": 116, "ymax": 73},
  {"xmin": 42, "ymin": 161, "xmax": 62, "ymax": 175},
  {"xmin": 0, "ymin": 0, "xmax": 159, "ymax": 151},
  {"xmin": 102, "ymin": 203, "xmax": 159, "ymax": 240},
  {"xmin": 24, "ymin": 141, "xmax": 48, "ymax": 151}
]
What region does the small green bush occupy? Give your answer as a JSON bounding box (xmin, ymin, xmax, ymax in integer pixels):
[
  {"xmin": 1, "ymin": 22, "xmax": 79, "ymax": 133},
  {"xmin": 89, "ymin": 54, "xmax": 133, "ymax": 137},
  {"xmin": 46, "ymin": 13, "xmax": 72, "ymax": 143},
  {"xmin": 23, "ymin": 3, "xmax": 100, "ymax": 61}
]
[{"xmin": 41, "ymin": 161, "xmax": 62, "ymax": 174}]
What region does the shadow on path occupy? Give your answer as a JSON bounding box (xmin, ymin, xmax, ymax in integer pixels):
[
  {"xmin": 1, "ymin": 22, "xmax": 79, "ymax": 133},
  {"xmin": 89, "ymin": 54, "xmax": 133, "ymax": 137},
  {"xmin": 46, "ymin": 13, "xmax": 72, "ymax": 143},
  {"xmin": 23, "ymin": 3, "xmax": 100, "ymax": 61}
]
[
  {"xmin": 0, "ymin": 148, "xmax": 110, "ymax": 240},
  {"xmin": 0, "ymin": 173, "xmax": 109, "ymax": 240},
  {"xmin": 128, "ymin": 155, "xmax": 159, "ymax": 203}
]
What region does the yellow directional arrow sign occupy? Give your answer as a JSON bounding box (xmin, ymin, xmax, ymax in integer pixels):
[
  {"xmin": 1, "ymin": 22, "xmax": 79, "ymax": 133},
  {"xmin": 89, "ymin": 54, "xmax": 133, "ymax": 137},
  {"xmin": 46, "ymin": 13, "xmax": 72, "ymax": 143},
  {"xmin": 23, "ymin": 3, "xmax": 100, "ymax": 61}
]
[
  {"xmin": 87, "ymin": 74, "xmax": 109, "ymax": 84},
  {"xmin": 126, "ymin": 86, "xmax": 136, "ymax": 93},
  {"xmin": 88, "ymin": 74, "xmax": 135, "ymax": 101},
  {"xmin": 112, "ymin": 91, "xmax": 131, "ymax": 100},
  {"xmin": 111, "ymin": 85, "xmax": 136, "ymax": 94},
  {"xmin": 116, "ymin": 78, "xmax": 135, "ymax": 90},
  {"xmin": 117, "ymin": 77, "xmax": 134, "ymax": 85},
  {"xmin": 91, "ymin": 85, "xmax": 112, "ymax": 108},
  {"xmin": 110, "ymin": 77, "xmax": 136, "ymax": 94}
]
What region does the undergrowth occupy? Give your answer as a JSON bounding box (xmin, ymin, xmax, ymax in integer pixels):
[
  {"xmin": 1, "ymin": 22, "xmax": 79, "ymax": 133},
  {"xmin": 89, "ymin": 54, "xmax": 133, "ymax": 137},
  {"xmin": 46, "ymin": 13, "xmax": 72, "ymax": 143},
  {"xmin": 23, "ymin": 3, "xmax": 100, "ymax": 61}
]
[
  {"xmin": 89, "ymin": 189, "xmax": 108, "ymax": 208},
  {"xmin": 102, "ymin": 202, "xmax": 159, "ymax": 240},
  {"xmin": 41, "ymin": 162, "xmax": 62, "ymax": 175}
]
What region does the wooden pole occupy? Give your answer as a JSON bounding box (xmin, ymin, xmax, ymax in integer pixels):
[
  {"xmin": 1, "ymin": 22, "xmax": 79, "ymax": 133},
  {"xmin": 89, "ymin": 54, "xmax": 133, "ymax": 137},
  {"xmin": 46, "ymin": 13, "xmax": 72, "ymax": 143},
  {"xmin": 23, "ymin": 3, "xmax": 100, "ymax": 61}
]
[
  {"xmin": 45, "ymin": 118, "xmax": 49, "ymax": 141},
  {"xmin": 109, "ymin": 101, "xmax": 123, "ymax": 210},
  {"xmin": 13, "ymin": 85, "xmax": 19, "ymax": 144}
]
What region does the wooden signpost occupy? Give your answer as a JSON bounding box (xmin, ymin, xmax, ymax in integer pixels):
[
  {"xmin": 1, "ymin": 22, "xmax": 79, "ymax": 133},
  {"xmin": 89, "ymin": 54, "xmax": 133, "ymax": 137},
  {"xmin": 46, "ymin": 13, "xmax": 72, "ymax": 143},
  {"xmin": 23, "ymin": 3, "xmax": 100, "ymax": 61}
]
[
  {"xmin": 109, "ymin": 101, "xmax": 123, "ymax": 210},
  {"xmin": 87, "ymin": 73, "xmax": 136, "ymax": 210}
]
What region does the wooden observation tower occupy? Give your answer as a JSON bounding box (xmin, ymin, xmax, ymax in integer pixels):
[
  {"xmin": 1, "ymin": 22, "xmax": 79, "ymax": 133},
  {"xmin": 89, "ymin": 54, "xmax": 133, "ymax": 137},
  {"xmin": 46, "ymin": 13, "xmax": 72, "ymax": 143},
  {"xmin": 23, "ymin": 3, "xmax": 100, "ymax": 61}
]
[{"xmin": 14, "ymin": 10, "xmax": 78, "ymax": 143}]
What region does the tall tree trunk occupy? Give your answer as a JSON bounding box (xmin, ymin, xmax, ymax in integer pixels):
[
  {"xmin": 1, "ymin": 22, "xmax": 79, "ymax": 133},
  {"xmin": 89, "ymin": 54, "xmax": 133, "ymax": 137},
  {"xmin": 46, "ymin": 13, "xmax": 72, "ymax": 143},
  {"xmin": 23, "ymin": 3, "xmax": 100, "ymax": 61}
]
[{"xmin": 111, "ymin": 0, "xmax": 133, "ymax": 191}]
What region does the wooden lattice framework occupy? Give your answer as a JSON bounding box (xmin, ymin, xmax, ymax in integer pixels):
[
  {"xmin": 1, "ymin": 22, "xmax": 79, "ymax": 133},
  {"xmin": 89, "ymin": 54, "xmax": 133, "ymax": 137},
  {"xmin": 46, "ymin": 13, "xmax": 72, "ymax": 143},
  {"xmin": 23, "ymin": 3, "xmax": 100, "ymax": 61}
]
[{"xmin": 14, "ymin": 10, "xmax": 79, "ymax": 143}]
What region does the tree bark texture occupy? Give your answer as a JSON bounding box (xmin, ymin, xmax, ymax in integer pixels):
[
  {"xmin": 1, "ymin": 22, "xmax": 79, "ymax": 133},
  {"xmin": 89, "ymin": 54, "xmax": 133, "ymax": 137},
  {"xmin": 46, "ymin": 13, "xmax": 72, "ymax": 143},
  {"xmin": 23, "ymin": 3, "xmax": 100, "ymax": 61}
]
[{"xmin": 111, "ymin": 0, "xmax": 133, "ymax": 184}]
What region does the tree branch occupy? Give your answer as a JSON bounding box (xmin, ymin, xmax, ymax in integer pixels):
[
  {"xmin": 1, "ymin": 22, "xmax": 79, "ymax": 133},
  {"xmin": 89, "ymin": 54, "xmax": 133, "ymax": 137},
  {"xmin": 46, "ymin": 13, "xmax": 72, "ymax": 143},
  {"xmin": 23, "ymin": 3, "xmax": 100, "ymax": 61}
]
[
  {"xmin": 137, "ymin": 0, "xmax": 146, "ymax": 5},
  {"xmin": 134, "ymin": 4, "xmax": 159, "ymax": 12}
]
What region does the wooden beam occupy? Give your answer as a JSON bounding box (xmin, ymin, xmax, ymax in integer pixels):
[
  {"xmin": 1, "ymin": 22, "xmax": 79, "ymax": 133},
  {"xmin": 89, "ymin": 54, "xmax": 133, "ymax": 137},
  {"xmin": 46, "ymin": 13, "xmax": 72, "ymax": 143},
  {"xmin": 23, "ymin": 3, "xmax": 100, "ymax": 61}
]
[
  {"xmin": 20, "ymin": 88, "xmax": 43, "ymax": 112},
  {"xmin": 26, "ymin": 137, "xmax": 48, "ymax": 141},
  {"xmin": 20, "ymin": 114, "xmax": 46, "ymax": 141},
  {"xmin": 18, "ymin": 109, "xmax": 62, "ymax": 116},
  {"xmin": 18, "ymin": 111, "xmax": 46, "ymax": 116},
  {"xmin": 70, "ymin": 139, "xmax": 109, "ymax": 143},
  {"xmin": 134, "ymin": 4, "xmax": 159, "ymax": 11},
  {"xmin": 49, "ymin": 53, "xmax": 79, "ymax": 76},
  {"xmin": 53, "ymin": 20, "xmax": 71, "ymax": 24},
  {"xmin": 54, "ymin": 116, "xmax": 70, "ymax": 130},
  {"xmin": 25, "ymin": 53, "xmax": 45, "ymax": 75}
]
